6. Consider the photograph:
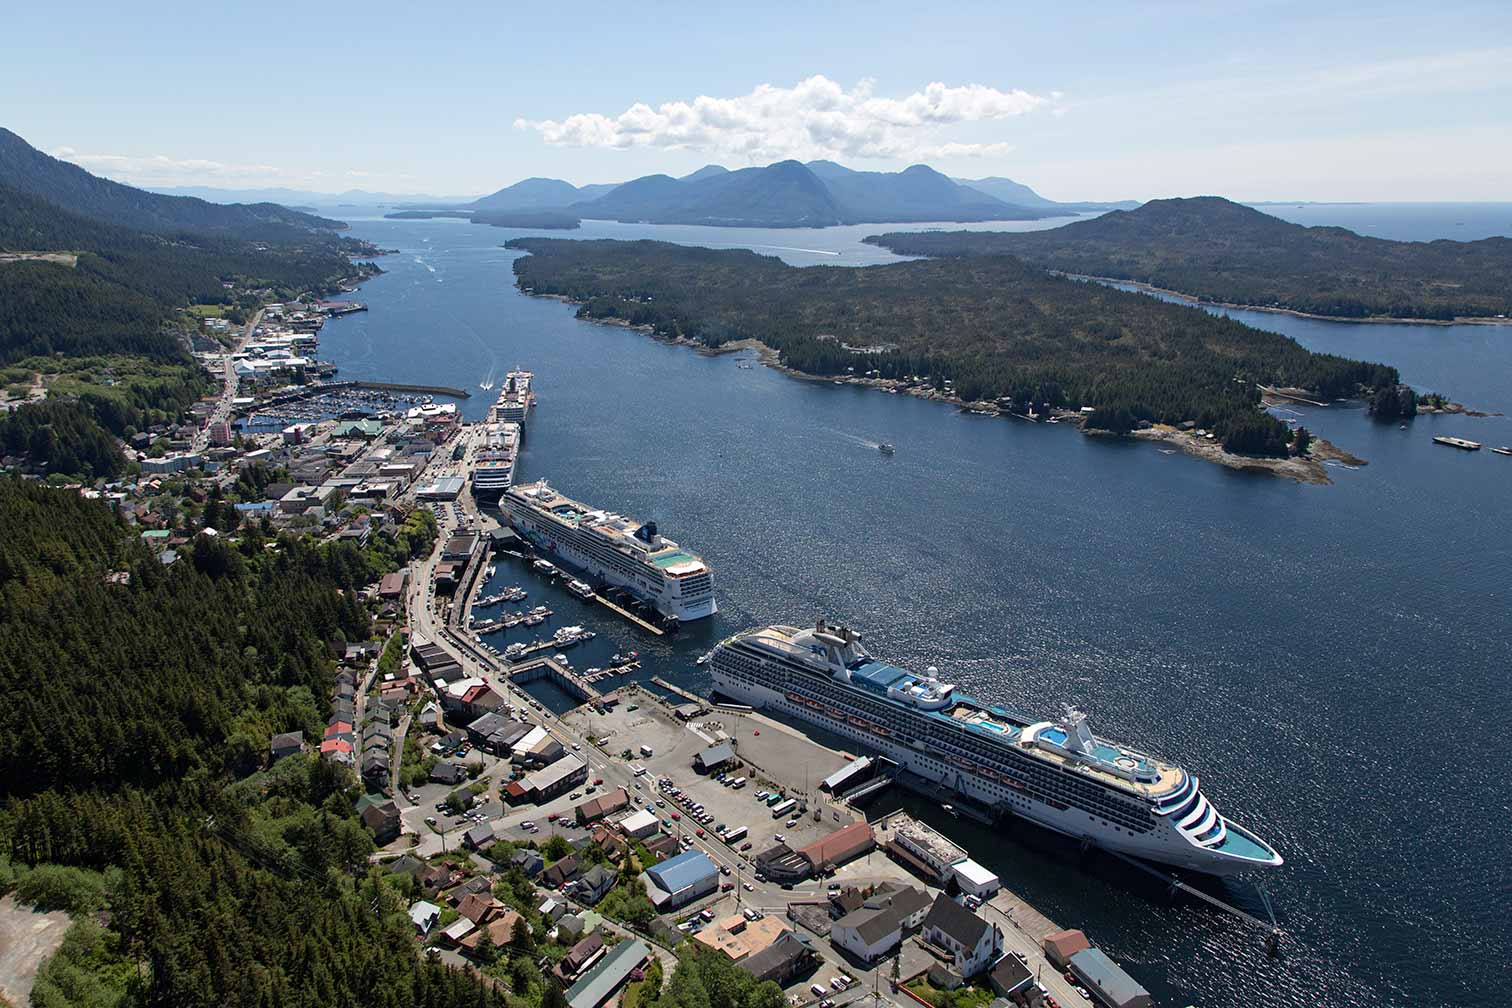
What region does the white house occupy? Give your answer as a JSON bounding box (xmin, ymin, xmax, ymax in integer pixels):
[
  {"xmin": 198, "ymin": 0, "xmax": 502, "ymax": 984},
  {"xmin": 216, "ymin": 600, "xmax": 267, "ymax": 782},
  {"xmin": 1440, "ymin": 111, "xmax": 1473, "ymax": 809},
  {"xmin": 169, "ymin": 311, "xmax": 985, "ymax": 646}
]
[
  {"xmin": 829, "ymin": 886, "xmax": 930, "ymax": 963},
  {"xmin": 921, "ymin": 894, "xmax": 1002, "ymax": 977}
]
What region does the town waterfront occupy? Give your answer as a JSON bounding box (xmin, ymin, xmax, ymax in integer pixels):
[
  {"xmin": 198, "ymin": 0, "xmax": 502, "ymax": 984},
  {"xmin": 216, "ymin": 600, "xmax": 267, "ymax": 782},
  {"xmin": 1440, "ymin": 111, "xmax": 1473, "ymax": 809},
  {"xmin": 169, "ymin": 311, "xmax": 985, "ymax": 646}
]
[{"xmin": 316, "ymin": 211, "xmax": 1511, "ymax": 1008}]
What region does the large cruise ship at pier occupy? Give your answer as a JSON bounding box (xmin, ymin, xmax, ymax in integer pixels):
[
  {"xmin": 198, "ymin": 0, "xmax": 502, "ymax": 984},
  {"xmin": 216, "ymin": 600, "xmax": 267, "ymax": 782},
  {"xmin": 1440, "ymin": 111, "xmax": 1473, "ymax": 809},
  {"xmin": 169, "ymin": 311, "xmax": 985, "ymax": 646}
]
[
  {"xmin": 710, "ymin": 620, "xmax": 1283, "ymax": 877},
  {"xmin": 494, "ymin": 370, "xmax": 532, "ymax": 425},
  {"xmin": 470, "ymin": 421, "xmax": 521, "ymax": 501},
  {"xmin": 501, "ymin": 480, "xmax": 716, "ymax": 622}
]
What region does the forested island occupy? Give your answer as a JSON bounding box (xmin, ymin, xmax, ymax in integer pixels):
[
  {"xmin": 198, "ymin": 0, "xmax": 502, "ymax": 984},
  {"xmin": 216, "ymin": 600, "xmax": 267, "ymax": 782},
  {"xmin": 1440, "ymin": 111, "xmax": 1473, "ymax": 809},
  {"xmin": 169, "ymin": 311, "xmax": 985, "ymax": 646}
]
[
  {"xmin": 866, "ymin": 197, "xmax": 1512, "ymax": 321},
  {"xmin": 508, "ymin": 237, "xmax": 1401, "ymax": 460}
]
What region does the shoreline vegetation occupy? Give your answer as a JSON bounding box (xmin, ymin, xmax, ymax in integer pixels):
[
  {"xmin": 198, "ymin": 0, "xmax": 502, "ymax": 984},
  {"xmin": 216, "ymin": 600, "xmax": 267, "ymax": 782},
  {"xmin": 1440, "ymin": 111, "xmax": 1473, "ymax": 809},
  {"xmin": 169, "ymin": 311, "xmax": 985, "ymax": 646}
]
[
  {"xmin": 507, "ymin": 238, "xmax": 1418, "ymax": 483},
  {"xmin": 527, "ymin": 293, "xmax": 1364, "ymax": 485},
  {"xmin": 1060, "ymin": 273, "xmax": 1512, "ymax": 328},
  {"xmin": 865, "ymin": 197, "xmax": 1512, "ymax": 322}
]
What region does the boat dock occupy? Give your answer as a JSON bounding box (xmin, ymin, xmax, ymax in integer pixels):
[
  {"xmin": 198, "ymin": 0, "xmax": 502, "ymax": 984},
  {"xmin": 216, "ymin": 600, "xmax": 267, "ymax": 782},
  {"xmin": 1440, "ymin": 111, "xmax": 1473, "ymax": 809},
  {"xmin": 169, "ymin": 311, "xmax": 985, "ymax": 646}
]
[
  {"xmin": 649, "ymin": 676, "xmax": 704, "ymax": 707},
  {"xmin": 507, "ymin": 656, "xmax": 603, "ymax": 704},
  {"xmin": 1258, "ymin": 385, "xmax": 1329, "ymax": 407},
  {"xmin": 590, "ymin": 590, "xmax": 666, "ymax": 636},
  {"xmin": 1433, "ymin": 435, "xmax": 1482, "ymax": 450}
]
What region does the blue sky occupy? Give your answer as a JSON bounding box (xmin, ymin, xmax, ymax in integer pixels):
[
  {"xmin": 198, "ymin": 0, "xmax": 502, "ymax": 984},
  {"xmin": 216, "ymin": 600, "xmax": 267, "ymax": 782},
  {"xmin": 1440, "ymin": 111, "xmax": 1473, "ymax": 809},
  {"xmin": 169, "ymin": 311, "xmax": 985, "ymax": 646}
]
[{"xmin": 5, "ymin": 0, "xmax": 1510, "ymax": 200}]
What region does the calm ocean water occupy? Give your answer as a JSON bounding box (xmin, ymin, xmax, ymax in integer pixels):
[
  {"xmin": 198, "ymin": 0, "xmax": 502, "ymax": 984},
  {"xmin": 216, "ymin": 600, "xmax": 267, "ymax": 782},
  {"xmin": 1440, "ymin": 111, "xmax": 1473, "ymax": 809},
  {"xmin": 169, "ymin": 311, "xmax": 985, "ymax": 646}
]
[{"xmin": 316, "ymin": 206, "xmax": 1511, "ymax": 1008}]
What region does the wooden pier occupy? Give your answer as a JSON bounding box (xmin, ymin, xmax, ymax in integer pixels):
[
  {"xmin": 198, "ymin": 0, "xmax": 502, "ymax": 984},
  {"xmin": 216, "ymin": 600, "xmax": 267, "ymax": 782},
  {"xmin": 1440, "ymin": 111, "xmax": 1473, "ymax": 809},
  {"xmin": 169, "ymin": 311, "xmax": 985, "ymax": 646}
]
[
  {"xmin": 592, "ymin": 592, "xmax": 665, "ymax": 636},
  {"xmin": 649, "ymin": 676, "xmax": 705, "ymax": 707}
]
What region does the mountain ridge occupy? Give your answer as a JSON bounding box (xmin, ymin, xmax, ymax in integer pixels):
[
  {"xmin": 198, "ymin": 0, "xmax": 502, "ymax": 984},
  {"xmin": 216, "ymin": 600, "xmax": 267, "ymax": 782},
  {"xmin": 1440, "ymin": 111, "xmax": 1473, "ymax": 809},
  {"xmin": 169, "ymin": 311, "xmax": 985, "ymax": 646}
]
[
  {"xmin": 865, "ymin": 196, "xmax": 1512, "ymax": 320},
  {"xmin": 0, "ymin": 128, "xmax": 341, "ymax": 237}
]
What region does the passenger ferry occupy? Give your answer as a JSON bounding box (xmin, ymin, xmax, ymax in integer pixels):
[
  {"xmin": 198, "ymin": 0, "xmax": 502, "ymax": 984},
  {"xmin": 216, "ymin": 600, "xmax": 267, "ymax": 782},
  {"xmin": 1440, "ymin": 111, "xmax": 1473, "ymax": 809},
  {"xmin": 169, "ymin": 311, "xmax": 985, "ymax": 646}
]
[
  {"xmin": 470, "ymin": 421, "xmax": 521, "ymax": 501},
  {"xmin": 501, "ymin": 480, "xmax": 716, "ymax": 622},
  {"xmin": 494, "ymin": 370, "xmax": 533, "ymax": 425},
  {"xmin": 709, "ymin": 619, "xmax": 1283, "ymax": 877}
]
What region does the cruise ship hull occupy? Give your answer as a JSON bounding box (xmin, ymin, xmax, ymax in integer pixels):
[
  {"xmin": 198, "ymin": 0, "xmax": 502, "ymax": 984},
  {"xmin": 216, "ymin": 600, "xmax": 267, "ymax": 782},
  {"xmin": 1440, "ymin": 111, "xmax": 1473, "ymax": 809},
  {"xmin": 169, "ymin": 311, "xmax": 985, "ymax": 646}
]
[
  {"xmin": 502, "ymin": 503, "xmax": 716, "ymax": 623},
  {"xmin": 710, "ymin": 664, "xmax": 1277, "ymax": 878}
]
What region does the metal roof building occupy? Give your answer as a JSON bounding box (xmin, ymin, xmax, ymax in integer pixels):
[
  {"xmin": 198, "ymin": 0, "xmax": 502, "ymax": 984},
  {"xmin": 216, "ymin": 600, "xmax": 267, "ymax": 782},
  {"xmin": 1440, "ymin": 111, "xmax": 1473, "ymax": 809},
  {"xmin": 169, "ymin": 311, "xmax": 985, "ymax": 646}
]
[
  {"xmin": 642, "ymin": 849, "xmax": 718, "ymax": 909},
  {"xmin": 564, "ymin": 939, "xmax": 650, "ymax": 1008},
  {"xmin": 1068, "ymin": 948, "xmax": 1153, "ymax": 1008}
]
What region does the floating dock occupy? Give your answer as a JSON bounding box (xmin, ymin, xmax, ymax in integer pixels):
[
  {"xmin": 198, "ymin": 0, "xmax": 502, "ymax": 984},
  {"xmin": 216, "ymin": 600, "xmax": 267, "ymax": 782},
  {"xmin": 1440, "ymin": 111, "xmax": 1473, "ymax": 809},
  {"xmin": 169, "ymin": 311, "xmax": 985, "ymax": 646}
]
[{"xmin": 1433, "ymin": 435, "xmax": 1482, "ymax": 450}]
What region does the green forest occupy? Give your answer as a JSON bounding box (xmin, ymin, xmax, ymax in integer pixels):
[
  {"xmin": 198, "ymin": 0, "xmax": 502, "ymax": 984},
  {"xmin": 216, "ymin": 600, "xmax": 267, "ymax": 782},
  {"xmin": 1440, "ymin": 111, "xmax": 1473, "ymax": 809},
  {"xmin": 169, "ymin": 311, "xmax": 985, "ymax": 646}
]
[
  {"xmin": 866, "ymin": 197, "xmax": 1512, "ymax": 321},
  {"xmin": 509, "ymin": 238, "xmax": 1399, "ymax": 456},
  {"xmin": 0, "ymin": 479, "xmax": 504, "ymax": 1007}
]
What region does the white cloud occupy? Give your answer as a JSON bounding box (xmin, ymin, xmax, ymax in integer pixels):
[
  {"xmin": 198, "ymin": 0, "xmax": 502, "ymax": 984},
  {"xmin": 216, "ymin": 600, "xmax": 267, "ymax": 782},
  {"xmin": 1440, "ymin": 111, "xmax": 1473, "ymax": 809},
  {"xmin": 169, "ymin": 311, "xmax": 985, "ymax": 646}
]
[
  {"xmin": 52, "ymin": 149, "xmax": 307, "ymax": 187},
  {"xmin": 515, "ymin": 75, "xmax": 1049, "ymax": 163}
]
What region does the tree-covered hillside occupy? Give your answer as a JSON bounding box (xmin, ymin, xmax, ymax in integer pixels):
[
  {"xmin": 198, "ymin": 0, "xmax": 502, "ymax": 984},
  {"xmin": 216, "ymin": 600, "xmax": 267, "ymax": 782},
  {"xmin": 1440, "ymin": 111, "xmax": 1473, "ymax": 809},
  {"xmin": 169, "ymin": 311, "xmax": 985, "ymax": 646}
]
[
  {"xmin": 0, "ymin": 480, "xmax": 505, "ymax": 1008},
  {"xmin": 0, "ymin": 127, "xmax": 339, "ymax": 238},
  {"xmin": 865, "ymin": 197, "xmax": 1512, "ymax": 320},
  {"xmin": 0, "ymin": 184, "xmax": 372, "ymax": 363},
  {"xmin": 510, "ymin": 238, "xmax": 1399, "ymax": 456}
]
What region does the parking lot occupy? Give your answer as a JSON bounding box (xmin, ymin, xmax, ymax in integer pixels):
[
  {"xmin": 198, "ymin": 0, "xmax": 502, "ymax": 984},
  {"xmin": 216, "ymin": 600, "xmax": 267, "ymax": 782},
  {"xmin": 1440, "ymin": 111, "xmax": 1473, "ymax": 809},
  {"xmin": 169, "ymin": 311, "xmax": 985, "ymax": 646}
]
[{"xmin": 564, "ymin": 691, "xmax": 861, "ymax": 871}]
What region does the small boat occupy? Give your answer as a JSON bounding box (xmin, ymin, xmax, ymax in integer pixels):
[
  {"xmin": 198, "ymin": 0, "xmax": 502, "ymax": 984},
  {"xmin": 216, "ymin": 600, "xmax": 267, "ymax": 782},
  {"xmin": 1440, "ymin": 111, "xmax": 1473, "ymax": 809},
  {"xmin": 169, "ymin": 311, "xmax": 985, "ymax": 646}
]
[
  {"xmin": 878, "ymin": 443, "xmax": 895, "ymax": 455},
  {"xmin": 566, "ymin": 579, "xmax": 594, "ymax": 599},
  {"xmin": 942, "ymin": 804, "xmax": 959, "ymax": 819},
  {"xmin": 695, "ymin": 652, "xmax": 711, "ymax": 666},
  {"xmin": 1492, "ymin": 446, "xmax": 1512, "ymax": 456},
  {"xmin": 1433, "ymin": 436, "xmax": 1481, "ymax": 451}
]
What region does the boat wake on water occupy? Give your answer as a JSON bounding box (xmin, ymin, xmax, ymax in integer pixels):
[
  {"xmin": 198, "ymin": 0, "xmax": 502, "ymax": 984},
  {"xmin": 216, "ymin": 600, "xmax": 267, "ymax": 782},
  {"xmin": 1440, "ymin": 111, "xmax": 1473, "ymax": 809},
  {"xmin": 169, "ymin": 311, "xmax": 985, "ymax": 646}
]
[{"xmin": 749, "ymin": 244, "xmax": 842, "ymax": 256}]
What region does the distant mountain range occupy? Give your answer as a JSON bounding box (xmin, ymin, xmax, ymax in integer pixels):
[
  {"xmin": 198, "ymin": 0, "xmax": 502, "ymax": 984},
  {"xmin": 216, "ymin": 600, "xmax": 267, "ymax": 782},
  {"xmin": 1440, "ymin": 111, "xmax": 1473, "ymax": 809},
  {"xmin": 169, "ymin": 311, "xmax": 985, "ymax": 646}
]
[
  {"xmin": 149, "ymin": 185, "xmax": 481, "ymax": 208},
  {"xmin": 457, "ymin": 160, "xmax": 1114, "ymax": 228},
  {"xmin": 0, "ymin": 129, "xmax": 339, "ymax": 237},
  {"xmin": 865, "ymin": 196, "xmax": 1512, "ymax": 320},
  {"xmin": 120, "ymin": 156, "xmax": 1140, "ymax": 231}
]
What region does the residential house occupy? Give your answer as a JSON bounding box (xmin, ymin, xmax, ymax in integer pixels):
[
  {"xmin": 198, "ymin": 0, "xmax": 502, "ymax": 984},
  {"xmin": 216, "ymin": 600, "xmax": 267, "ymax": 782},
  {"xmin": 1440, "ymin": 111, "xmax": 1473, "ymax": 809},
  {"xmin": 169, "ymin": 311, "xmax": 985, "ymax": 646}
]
[
  {"xmin": 356, "ymin": 796, "xmax": 401, "ymax": 843},
  {"xmin": 830, "ymin": 885, "xmax": 930, "ymax": 964},
  {"xmin": 512, "ymin": 849, "xmax": 545, "ymax": 878},
  {"xmin": 430, "ymin": 762, "xmax": 468, "ymax": 786},
  {"xmin": 989, "ymin": 956, "xmax": 1040, "ymax": 1007},
  {"xmin": 457, "ymin": 893, "xmax": 508, "ymax": 924},
  {"xmin": 573, "ymin": 865, "xmax": 618, "ymax": 906},
  {"xmin": 921, "ymin": 894, "xmax": 1003, "ymax": 978},
  {"xmin": 463, "ymin": 822, "xmax": 496, "ymax": 851},
  {"xmin": 409, "ymin": 900, "xmax": 442, "ymax": 935},
  {"xmin": 270, "ymin": 730, "xmax": 304, "ymax": 762},
  {"xmin": 739, "ymin": 930, "xmax": 814, "ymax": 986},
  {"xmin": 440, "ymin": 916, "xmax": 478, "ymax": 947},
  {"xmin": 459, "ymin": 910, "xmax": 527, "ymax": 959},
  {"xmin": 542, "ymin": 854, "xmax": 582, "ymax": 889},
  {"xmin": 554, "ymin": 932, "xmax": 606, "ymax": 983}
]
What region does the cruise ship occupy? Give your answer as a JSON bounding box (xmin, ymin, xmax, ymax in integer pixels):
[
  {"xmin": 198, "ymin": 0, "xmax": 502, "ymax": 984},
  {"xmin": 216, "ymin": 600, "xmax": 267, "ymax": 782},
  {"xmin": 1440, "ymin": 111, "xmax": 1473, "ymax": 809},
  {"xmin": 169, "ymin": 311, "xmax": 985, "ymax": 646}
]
[
  {"xmin": 470, "ymin": 421, "xmax": 521, "ymax": 501},
  {"xmin": 709, "ymin": 620, "xmax": 1283, "ymax": 877},
  {"xmin": 501, "ymin": 480, "xmax": 716, "ymax": 622},
  {"xmin": 494, "ymin": 370, "xmax": 533, "ymax": 425}
]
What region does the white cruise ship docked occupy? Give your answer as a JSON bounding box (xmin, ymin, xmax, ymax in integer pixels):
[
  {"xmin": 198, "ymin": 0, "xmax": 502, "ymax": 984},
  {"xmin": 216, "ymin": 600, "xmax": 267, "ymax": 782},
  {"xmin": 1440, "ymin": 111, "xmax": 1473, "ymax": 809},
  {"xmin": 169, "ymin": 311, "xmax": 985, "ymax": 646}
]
[
  {"xmin": 501, "ymin": 480, "xmax": 716, "ymax": 622},
  {"xmin": 494, "ymin": 370, "xmax": 532, "ymax": 425},
  {"xmin": 470, "ymin": 421, "xmax": 521, "ymax": 501},
  {"xmin": 710, "ymin": 619, "xmax": 1283, "ymax": 877}
]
